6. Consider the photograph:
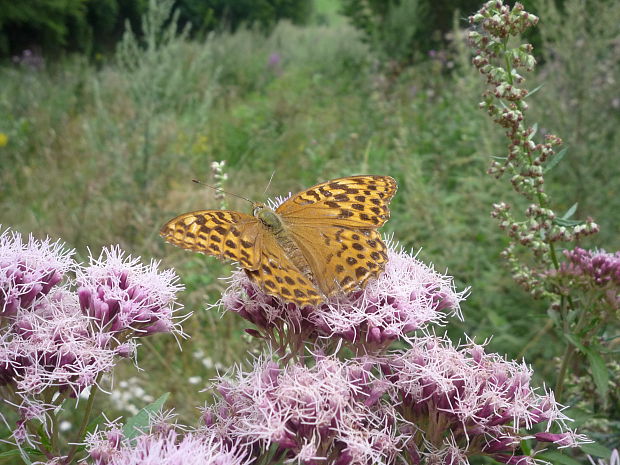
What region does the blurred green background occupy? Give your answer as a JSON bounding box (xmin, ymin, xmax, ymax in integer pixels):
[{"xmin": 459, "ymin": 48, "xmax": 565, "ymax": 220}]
[{"xmin": 1, "ymin": 0, "xmax": 618, "ymax": 445}]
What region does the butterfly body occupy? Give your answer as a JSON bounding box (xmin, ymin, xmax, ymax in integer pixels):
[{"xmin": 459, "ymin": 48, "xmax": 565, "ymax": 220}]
[{"xmin": 161, "ymin": 175, "xmax": 397, "ymax": 306}]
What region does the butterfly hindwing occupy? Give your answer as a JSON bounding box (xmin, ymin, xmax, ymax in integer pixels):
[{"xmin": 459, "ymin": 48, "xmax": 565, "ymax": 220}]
[
  {"xmin": 244, "ymin": 232, "xmax": 323, "ymax": 306},
  {"xmin": 288, "ymin": 225, "xmax": 388, "ymax": 296}
]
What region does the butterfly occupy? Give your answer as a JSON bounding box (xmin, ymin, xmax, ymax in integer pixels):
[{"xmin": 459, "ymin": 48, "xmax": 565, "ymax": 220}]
[{"xmin": 160, "ymin": 175, "xmax": 397, "ymax": 306}]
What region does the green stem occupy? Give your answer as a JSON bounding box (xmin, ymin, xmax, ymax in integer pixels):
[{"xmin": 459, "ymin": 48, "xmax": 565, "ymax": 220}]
[
  {"xmin": 64, "ymin": 373, "xmax": 103, "ymax": 464},
  {"xmin": 518, "ymin": 318, "xmax": 553, "ymax": 359},
  {"xmin": 554, "ymin": 343, "xmax": 575, "ymax": 402},
  {"xmin": 554, "ymin": 297, "xmax": 592, "ymax": 401},
  {"xmin": 50, "ymin": 409, "xmax": 60, "ymax": 455}
]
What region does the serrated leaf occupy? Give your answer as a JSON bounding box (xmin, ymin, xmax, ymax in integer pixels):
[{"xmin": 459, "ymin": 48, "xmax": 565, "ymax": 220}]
[
  {"xmin": 528, "ymin": 123, "xmax": 538, "ymax": 140},
  {"xmin": 562, "ymin": 203, "xmax": 578, "ymax": 220},
  {"xmin": 585, "ymin": 349, "xmax": 609, "ymax": 401},
  {"xmin": 544, "ymin": 147, "xmax": 568, "ymax": 173},
  {"xmin": 526, "ymin": 83, "xmax": 544, "ymax": 98},
  {"xmin": 37, "ymin": 425, "xmax": 51, "ymax": 450},
  {"xmin": 86, "ymin": 414, "xmax": 105, "ymax": 435},
  {"xmin": 580, "ymin": 442, "xmax": 612, "ymax": 459},
  {"xmin": 123, "ymin": 392, "xmax": 169, "ymax": 441},
  {"xmin": 537, "ymin": 451, "xmax": 583, "ymax": 465},
  {"xmin": 23, "ymin": 448, "xmax": 45, "ymax": 456}
]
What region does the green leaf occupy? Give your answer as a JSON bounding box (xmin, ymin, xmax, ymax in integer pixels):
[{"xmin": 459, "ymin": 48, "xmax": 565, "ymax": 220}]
[
  {"xmin": 537, "ymin": 451, "xmax": 583, "ymax": 465},
  {"xmin": 564, "ymin": 407, "xmax": 594, "ymax": 427},
  {"xmin": 562, "ymin": 203, "xmax": 578, "ymax": 220},
  {"xmin": 564, "ymin": 335, "xmax": 610, "ymax": 401},
  {"xmin": 0, "ymin": 447, "xmax": 44, "ymax": 463},
  {"xmin": 520, "ymin": 438, "xmax": 532, "ymax": 455},
  {"xmin": 528, "ymin": 123, "xmax": 538, "ymax": 140},
  {"xmin": 544, "ymin": 147, "xmax": 568, "ymax": 173},
  {"xmin": 123, "ymin": 392, "xmax": 170, "ymax": 441},
  {"xmin": 37, "ymin": 424, "xmax": 51, "ymax": 450},
  {"xmin": 585, "ymin": 348, "xmax": 609, "ymax": 401},
  {"xmin": 525, "ymin": 83, "xmax": 544, "ymax": 98},
  {"xmin": 564, "ymin": 333, "xmax": 587, "ymax": 352},
  {"xmin": 0, "ymin": 450, "xmax": 24, "ymax": 459},
  {"xmin": 554, "ymin": 217, "xmax": 583, "ymax": 227},
  {"xmin": 86, "ymin": 414, "xmax": 105, "ymax": 435},
  {"xmin": 580, "ymin": 442, "xmax": 613, "ymax": 459}
]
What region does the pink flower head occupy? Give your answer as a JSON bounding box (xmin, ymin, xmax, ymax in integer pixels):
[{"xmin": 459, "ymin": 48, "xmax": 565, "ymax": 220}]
[
  {"xmin": 77, "ymin": 246, "xmax": 185, "ymax": 337},
  {"xmin": 1, "ymin": 287, "xmax": 117, "ymax": 397},
  {"xmin": 0, "ymin": 228, "xmax": 74, "ymax": 317},
  {"xmin": 560, "ymin": 247, "xmax": 620, "ymax": 286},
  {"xmin": 385, "ymin": 335, "xmax": 586, "ymax": 462},
  {"xmin": 219, "ymin": 238, "xmax": 466, "ymax": 352},
  {"xmin": 86, "ymin": 421, "xmax": 249, "ymax": 465},
  {"xmin": 206, "ymin": 354, "xmax": 401, "ymax": 464}
]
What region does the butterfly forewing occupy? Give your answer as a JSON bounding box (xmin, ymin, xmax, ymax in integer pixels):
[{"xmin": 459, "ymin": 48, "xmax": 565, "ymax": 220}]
[
  {"xmin": 160, "ymin": 210, "xmax": 262, "ymax": 269},
  {"xmin": 276, "ymin": 175, "xmax": 397, "ymax": 228}
]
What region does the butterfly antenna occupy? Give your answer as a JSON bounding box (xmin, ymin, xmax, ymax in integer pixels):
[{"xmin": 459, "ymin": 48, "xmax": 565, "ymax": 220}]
[
  {"xmin": 263, "ymin": 170, "xmax": 276, "ymax": 196},
  {"xmin": 192, "ymin": 179, "xmax": 255, "ymax": 205}
]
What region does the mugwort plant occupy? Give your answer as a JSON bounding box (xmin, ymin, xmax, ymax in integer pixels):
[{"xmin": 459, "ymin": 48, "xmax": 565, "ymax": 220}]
[{"xmin": 468, "ymin": 0, "xmax": 619, "ymax": 422}]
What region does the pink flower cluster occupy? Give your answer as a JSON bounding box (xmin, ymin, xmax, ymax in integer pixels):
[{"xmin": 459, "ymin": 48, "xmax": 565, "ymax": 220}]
[
  {"xmin": 0, "ymin": 229, "xmax": 73, "ymax": 317},
  {"xmin": 87, "ymin": 421, "xmax": 249, "ymax": 465},
  {"xmin": 560, "ymin": 247, "xmax": 620, "ymax": 288},
  {"xmin": 0, "ymin": 228, "xmax": 184, "ymax": 444},
  {"xmin": 219, "ymin": 240, "xmax": 466, "ymax": 353},
  {"xmin": 204, "ymin": 354, "xmax": 404, "ymax": 465},
  {"xmin": 385, "ymin": 336, "xmax": 586, "ymax": 464},
  {"xmin": 197, "ymin": 338, "xmax": 585, "ymax": 465}
]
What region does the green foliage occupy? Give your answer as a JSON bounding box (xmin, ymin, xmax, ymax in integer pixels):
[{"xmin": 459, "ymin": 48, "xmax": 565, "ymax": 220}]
[
  {"xmin": 0, "ymin": 0, "xmax": 144, "ymax": 57},
  {"xmin": 0, "ymin": 0, "xmax": 313, "ymax": 58},
  {"xmin": 339, "ymin": 0, "xmax": 482, "ymax": 62},
  {"xmin": 176, "ymin": 0, "xmax": 313, "ymax": 34}
]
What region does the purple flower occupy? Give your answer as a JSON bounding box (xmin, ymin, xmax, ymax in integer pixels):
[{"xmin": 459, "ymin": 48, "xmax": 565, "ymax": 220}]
[
  {"xmin": 1, "ymin": 228, "xmax": 74, "ymax": 317},
  {"xmin": 86, "ymin": 421, "xmax": 249, "ymax": 465},
  {"xmin": 205, "ymin": 354, "xmax": 403, "ymax": 464},
  {"xmin": 560, "ymin": 247, "xmax": 620, "ymax": 287},
  {"xmin": 218, "ymin": 239, "xmax": 466, "ymax": 353},
  {"xmin": 77, "ymin": 246, "xmax": 185, "ymax": 337},
  {"xmin": 267, "ymin": 52, "xmax": 282, "ymax": 69},
  {"xmin": 0, "ymin": 229, "xmax": 185, "ymax": 446},
  {"xmin": 384, "ymin": 335, "xmax": 587, "ymax": 462}
]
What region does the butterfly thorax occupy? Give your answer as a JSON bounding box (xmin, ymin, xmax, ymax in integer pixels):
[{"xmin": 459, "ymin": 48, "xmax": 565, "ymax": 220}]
[
  {"xmin": 254, "ymin": 203, "xmax": 283, "ymax": 232},
  {"xmin": 254, "ymin": 203, "xmax": 315, "ymax": 284}
]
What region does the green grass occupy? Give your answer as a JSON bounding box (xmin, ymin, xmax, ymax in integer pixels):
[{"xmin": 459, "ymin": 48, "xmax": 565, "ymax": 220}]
[{"xmin": 0, "ymin": 0, "xmax": 618, "ymax": 430}]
